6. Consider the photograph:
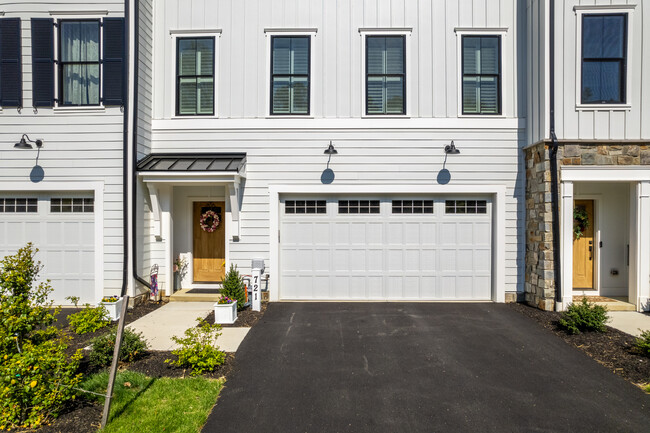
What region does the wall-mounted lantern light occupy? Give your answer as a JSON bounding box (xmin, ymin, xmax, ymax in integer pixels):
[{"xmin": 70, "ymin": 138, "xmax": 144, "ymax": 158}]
[{"xmin": 324, "ymin": 141, "xmax": 338, "ymax": 155}]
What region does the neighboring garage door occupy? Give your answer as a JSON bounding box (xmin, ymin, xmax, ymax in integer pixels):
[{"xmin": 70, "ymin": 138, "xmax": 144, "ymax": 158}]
[
  {"xmin": 0, "ymin": 194, "xmax": 95, "ymax": 305},
  {"xmin": 280, "ymin": 196, "xmax": 492, "ymax": 300}
]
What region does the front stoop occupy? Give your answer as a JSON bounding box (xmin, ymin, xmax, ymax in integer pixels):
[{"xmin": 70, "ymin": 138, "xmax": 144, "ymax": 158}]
[
  {"xmin": 169, "ymin": 289, "xmax": 221, "ymax": 302},
  {"xmin": 573, "ymin": 296, "xmax": 636, "ymax": 311}
]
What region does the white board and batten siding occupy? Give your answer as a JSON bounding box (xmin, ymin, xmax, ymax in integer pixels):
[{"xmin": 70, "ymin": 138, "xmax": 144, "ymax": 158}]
[
  {"xmin": 145, "ymin": 0, "xmax": 528, "ymax": 299},
  {"xmin": 0, "ymin": 1, "xmax": 125, "ymax": 303},
  {"xmin": 552, "ymin": 0, "xmax": 649, "ymax": 141}
]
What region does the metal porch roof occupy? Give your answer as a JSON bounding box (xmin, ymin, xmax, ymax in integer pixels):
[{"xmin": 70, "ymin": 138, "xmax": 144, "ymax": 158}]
[{"xmin": 136, "ymin": 153, "xmax": 246, "ymax": 172}]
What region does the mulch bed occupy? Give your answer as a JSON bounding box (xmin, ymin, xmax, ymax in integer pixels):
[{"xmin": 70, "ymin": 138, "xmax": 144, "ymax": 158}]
[
  {"xmin": 509, "ymin": 302, "xmax": 650, "ymax": 388},
  {"xmin": 17, "ymin": 301, "xmax": 264, "ymax": 432}
]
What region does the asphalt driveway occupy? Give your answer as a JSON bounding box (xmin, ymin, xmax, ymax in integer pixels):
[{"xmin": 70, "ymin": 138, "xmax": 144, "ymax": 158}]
[{"xmin": 203, "ymin": 303, "xmax": 648, "ymax": 433}]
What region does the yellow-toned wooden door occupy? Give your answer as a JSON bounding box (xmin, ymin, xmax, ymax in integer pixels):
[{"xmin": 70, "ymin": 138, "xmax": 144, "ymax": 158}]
[
  {"xmin": 193, "ymin": 202, "xmax": 225, "ymax": 282},
  {"xmin": 573, "ymin": 200, "xmax": 594, "ymax": 289}
]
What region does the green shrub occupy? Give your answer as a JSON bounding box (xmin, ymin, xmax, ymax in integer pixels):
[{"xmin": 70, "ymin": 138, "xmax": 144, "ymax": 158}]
[
  {"xmin": 68, "ymin": 304, "xmax": 111, "ymax": 334},
  {"xmin": 0, "ymin": 244, "xmax": 83, "ymax": 429},
  {"xmin": 0, "ymin": 337, "xmax": 83, "ymax": 429},
  {"xmin": 558, "ymin": 298, "xmax": 609, "ymax": 334},
  {"xmin": 634, "ymin": 330, "xmax": 650, "ymax": 357},
  {"xmin": 166, "ymin": 318, "xmax": 226, "ymax": 376},
  {"xmin": 89, "ymin": 327, "xmax": 149, "ymax": 367},
  {"xmin": 221, "ymin": 264, "xmax": 246, "ymax": 311},
  {"xmin": 0, "ymin": 243, "xmax": 56, "ymax": 353}
]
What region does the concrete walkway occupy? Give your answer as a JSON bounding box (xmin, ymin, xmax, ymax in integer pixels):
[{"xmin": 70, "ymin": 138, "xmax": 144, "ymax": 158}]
[
  {"xmin": 608, "ymin": 311, "xmax": 650, "ymax": 337},
  {"xmin": 127, "ymin": 302, "xmax": 250, "ymax": 352}
]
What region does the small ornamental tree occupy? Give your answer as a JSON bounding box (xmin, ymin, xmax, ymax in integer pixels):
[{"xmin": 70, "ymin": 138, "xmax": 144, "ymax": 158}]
[
  {"xmin": 221, "ymin": 264, "xmax": 246, "ymax": 311},
  {"xmin": 0, "ymin": 244, "xmax": 83, "ymax": 429}
]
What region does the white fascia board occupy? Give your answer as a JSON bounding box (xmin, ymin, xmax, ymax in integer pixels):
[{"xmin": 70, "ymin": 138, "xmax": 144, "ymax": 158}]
[
  {"xmin": 152, "ymin": 117, "xmax": 526, "ymax": 131},
  {"xmin": 561, "ymin": 166, "xmax": 650, "ymax": 182},
  {"xmin": 268, "ymin": 183, "xmax": 507, "ymax": 303}
]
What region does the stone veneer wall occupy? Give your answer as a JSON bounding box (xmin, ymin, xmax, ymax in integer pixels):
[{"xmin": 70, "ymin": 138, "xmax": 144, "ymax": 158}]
[{"xmin": 524, "ymin": 142, "xmax": 650, "ymax": 310}]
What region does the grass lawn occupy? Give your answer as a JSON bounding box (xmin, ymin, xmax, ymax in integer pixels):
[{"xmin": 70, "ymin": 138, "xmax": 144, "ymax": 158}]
[{"xmin": 80, "ymin": 370, "xmax": 222, "ymax": 432}]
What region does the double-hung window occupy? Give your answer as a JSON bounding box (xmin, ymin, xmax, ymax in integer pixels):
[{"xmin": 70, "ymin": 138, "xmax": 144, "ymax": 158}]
[
  {"xmin": 581, "ymin": 14, "xmax": 627, "ymax": 104},
  {"xmin": 176, "ymin": 37, "xmax": 215, "ymax": 115},
  {"xmin": 270, "ymin": 36, "xmax": 310, "ymax": 115},
  {"xmin": 366, "ymin": 35, "xmax": 405, "ymax": 115},
  {"xmin": 30, "ymin": 17, "xmax": 125, "ymax": 108},
  {"xmin": 462, "ymin": 35, "xmax": 501, "ymax": 115},
  {"xmin": 59, "ymin": 20, "xmax": 101, "ymax": 106}
]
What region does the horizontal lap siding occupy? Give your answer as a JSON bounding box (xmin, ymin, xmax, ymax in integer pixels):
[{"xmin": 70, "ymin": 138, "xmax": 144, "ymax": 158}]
[
  {"xmin": 0, "ymin": 2, "xmax": 125, "ymax": 292},
  {"xmin": 152, "ymin": 130, "xmax": 525, "ymax": 293}
]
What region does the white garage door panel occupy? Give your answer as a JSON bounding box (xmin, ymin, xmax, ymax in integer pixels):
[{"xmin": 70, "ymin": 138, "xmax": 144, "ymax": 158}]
[
  {"xmin": 280, "ymin": 197, "xmax": 492, "ymax": 301},
  {"xmin": 0, "ymin": 195, "xmax": 95, "ymax": 305}
]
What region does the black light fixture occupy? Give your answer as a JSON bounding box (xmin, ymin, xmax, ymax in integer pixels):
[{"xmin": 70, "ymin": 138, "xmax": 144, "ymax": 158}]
[
  {"xmin": 324, "ymin": 141, "xmax": 338, "ymax": 155},
  {"xmin": 14, "ymin": 134, "xmax": 43, "ymax": 150},
  {"xmin": 444, "ymin": 141, "xmax": 460, "ymax": 155}
]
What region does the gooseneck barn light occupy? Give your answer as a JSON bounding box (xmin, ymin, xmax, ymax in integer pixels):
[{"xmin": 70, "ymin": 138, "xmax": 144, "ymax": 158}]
[
  {"xmin": 324, "ymin": 141, "xmax": 338, "ymax": 155},
  {"xmin": 14, "ymin": 134, "xmax": 43, "ymax": 149},
  {"xmin": 444, "ymin": 141, "xmax": 460, "ymax": 155}
]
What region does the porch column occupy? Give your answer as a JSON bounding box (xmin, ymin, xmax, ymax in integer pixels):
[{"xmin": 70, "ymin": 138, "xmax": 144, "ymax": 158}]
[
  {"xmin": 560, "ymin": 181, "xmax": 574, "ymax": 309},
  {"xmin": 636, "ymin": 181, "xmax": 650, "ymax": 311},
  {"xmin": 158, "ymin": 185, "xmax": 173, "ymax": 296}
]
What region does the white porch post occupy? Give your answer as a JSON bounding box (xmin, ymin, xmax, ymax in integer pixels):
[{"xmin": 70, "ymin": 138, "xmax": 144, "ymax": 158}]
[
  {"xmin": 636, "ymin": 181, "xmax": 650, "ymax": 311},
  {"xmin": 158, "ymin": 185, "xmax": 173, "ymax": 296},
  {"xmin": 560, "ymin": 181, "xmax": 574, "ymax": 309}
]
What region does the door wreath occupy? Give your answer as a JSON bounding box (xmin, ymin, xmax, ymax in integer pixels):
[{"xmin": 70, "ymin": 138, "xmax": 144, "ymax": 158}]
[
  {"xmin": 573, "ymin": 207, "xmax": 589, "ymax": 240},
  {"xmin": 200, "ymin": 210, "xmax": 220, "ymax": 232}
]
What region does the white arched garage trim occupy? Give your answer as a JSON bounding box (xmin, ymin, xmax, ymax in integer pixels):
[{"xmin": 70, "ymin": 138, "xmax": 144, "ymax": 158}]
[{"xmin": 269, "ymin": 184, "xmax": 507, "ymax": 303}]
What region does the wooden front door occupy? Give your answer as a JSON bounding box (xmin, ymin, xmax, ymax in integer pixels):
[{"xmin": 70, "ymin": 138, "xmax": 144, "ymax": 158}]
[
  {"xmin": 193, "ymin": 201, "xmax": 226, "ymax": 283},
  {"xmin": 573, "ymin": 200, "xmax": 594, "ymax": 289}
]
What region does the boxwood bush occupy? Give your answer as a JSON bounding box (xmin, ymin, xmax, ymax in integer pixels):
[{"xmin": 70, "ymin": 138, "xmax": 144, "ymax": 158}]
[
  {"xmin": 68, "ymin": 304, "xmax": 111, "ymax": 334},
  {"xmin": 89, "ymin": 327, "xmax": 149, "ymax": 367},
  {"xmin": 166, "ymin": 318, "xmax": 226, "ymax": 376}
]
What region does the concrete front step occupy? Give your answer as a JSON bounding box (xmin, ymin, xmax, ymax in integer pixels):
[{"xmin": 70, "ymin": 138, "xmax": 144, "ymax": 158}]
[
  {"xmin": 169, "ymin": 289, "xmax": 221, "ymax": 302},
  {"xmin": 573, "ymin": 296, "xmax": 636, "ymax": 311}
]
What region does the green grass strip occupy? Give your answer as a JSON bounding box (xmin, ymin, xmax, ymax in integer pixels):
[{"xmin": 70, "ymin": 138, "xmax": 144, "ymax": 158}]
[{"xmin": 80, "ymin": 371, "xmax": 222, "ymax": 433}]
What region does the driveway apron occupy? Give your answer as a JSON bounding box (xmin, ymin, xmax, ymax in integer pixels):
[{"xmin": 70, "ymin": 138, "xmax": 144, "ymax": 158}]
[{"xmin": 203, "ymin": 303, "xmax": 649, "ymax": 433}]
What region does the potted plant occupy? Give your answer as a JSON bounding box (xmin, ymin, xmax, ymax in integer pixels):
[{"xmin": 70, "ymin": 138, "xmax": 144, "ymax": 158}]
[
  {"xmin": 214, "ymin": 296, "xmax": 237, "ymax": 324},
  {"xmin": 99, "ymin": 295, "xmax": 123, "ymax": 321}
]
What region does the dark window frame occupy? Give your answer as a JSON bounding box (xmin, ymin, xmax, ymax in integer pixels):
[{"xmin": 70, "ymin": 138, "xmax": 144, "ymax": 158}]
[
  {"xmin": 365, "ymin": 35, "xmax": 406, "ymax": 115},
  {"xmin": 461, "ymin": 35, "xmax": 502, "ymax": 115},
  {"xmin": 175, "ymin": 36, "xmax": 215, "ymax": 116},
  {"xmin": 580, "ymin": 13, "xmax": 627, "ymax": 105},
  {"xmin": 58, "ymin": 19, "xmax": 101, "ymax": 107},
  {"xmin": 270, "ymin": 35, "xmax": 311, "ymax": 115}
]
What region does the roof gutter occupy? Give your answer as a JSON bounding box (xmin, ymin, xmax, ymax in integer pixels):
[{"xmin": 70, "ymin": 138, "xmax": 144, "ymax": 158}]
[
  {"xmin": 548, "ymin": 0, "xmax": 563, "ymax": 308},
  {"xmin": 130, "ymin": 0, "xmax": 150, "ymax": 290}
]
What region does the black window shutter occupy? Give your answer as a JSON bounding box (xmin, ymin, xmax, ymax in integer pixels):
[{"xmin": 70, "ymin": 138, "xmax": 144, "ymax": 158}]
[
  {"xmin": 103, "ymin": 18, "xmax": 125, "ymax": 106},
  {"xmin": 0, "ymin": 18, "xmax": 23, "ymax": 107},
  {"xmin": 31, "ymin": 18, "xmax": 54, "ymax": 107}
]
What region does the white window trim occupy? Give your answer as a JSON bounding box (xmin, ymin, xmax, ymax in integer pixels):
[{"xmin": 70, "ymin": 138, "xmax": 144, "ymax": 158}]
[
  {"xmin": 454, "ymin": 28, "xmax": 508, "ymax": 118},
  {"xmin": 359, "ymin": 28, "xmax": 412, "ymax": 118},
  {"xmin": 264, "ymin": 29, "xmax": 317, "ymax": 118},
  {"xmin": 573, "ymin": 6, "xmax": 635, "ymax": 111},
  {"xmin": 50, "ymin": 14, "xmax": 111, "ymax": 112},
  {"xmin": 170, "ymin": 30, "xmax": 221, "ymax": 119}
]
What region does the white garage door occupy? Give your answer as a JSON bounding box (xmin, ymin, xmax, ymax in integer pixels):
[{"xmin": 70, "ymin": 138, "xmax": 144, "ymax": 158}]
[
  {"xmin": 0, "ymin": 194, "xmax": 95, "ymax": 305},
  {"xmin": 280, "ymin": 196, "xmax": 492, "ymax": 300}
]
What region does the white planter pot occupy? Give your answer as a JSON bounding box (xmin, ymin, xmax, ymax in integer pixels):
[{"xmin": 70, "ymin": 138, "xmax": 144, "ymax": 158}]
[
  {"xmin": 214, "ymin": 301, "xmax": 237, "ymax": 324},
  {"xmin": 100, "ymin": 297, "xmax": 124, "ymax": 321}
]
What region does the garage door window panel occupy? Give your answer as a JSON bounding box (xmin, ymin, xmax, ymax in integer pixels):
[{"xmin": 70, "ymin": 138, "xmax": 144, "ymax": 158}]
[
  {"xmin": 51, "ymin": 198, "xmax": 94, "ymax": 213},
  {"xmin": 445, "ymin": 200, "xmax": 487, "ymax": 214},
  {"xmin": 285, "ymin": 200, "xmax": 326, "ymax": 214},
  {"xmin": 392, "ymin": 200, "xmax": 433, "ymax": 214},
  {"xmin": 0, "ymin": 198, "xmax": 38, "ymax": 213},
  {"xmin": 338, "ymin": 200, "xmax": 380, "ymax": 214}
]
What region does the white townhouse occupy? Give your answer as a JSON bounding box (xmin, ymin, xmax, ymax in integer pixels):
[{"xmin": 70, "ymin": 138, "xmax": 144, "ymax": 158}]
[
  {"xmin": 525, "ymin": 0, "xmax": 650, "ymax": 312},
  {"xmin": 132, "ymin": 0, "xmax": 527, "ymax": 305},
  {"xmin": 0, "ymin": 0, "xmax": 128, "ymax": 304}
]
